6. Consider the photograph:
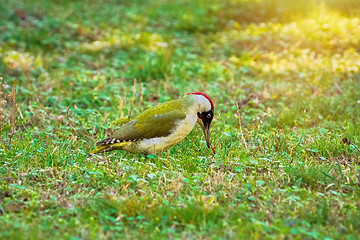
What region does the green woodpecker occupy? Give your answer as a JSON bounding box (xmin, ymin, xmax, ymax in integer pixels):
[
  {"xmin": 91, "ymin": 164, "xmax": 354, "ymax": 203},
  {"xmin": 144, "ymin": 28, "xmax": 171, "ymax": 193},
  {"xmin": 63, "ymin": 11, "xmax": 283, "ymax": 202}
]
[{"xmin": 90, "ymin": 92, "xmax": 214, "ymax": 155}]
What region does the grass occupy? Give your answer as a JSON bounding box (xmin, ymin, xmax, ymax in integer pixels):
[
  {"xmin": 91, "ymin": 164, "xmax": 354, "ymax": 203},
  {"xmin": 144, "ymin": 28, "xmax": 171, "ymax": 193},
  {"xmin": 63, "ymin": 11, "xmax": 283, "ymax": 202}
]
[{"xmin": 1, "ymin": 0, "xmax": 360, "ymax": 239}]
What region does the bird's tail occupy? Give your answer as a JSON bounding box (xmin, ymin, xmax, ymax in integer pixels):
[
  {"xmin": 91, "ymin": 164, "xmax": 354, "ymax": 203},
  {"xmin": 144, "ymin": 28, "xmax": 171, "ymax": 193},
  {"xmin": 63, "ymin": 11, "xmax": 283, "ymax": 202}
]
[
  {"xmin": 90, "ymin": 138, "xmax": 127, "ymax": 155},
  {"xmin": 90, "ymin": 145, "xmax": 110, "ymax": 154}
]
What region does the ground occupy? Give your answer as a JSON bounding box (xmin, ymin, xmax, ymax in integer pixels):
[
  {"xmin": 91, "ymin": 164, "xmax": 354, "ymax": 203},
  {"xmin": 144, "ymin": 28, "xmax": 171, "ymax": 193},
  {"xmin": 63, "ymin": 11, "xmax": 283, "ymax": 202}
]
[{"xmin": 0, "ymin": 0, "xmax": 360, "ymax": 239}]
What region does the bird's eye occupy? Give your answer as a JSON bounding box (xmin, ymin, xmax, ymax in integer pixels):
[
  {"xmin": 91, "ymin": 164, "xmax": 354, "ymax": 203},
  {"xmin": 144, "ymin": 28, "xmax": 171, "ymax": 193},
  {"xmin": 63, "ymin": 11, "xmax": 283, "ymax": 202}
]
[{"xmin": 207, "ymin": 114, "xmax": 212, "ymax": 118}]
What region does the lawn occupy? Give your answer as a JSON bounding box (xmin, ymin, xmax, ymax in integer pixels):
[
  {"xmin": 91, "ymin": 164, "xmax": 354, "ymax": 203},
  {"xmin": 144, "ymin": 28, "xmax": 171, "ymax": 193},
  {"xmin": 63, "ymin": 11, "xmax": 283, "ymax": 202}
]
[{"xmin": 1, "ymin": 0, "xmax": 360, "ymax": 239}]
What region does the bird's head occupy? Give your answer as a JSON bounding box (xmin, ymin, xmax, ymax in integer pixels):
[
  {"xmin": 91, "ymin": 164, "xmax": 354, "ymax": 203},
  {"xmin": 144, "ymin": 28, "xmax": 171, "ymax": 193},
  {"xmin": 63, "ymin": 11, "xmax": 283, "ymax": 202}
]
[{"xmin": 186, "ymin": 92, "xmax": 214, "ymax": 149}]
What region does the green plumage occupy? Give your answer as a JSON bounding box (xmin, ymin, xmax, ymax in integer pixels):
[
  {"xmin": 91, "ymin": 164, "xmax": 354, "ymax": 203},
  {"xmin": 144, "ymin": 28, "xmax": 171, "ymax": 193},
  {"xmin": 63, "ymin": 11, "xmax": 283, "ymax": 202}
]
[
  {"xmin": 113, "ymin": 99, "xmax": 186, "ymax": 140},
  {"xmin": 90, "ymin": 98, "xmax": 187, "ymax": 154}
]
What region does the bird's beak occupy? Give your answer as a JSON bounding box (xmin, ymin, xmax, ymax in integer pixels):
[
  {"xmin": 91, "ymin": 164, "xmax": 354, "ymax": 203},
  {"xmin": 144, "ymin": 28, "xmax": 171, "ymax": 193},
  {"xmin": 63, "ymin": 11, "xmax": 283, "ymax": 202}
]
[{"xmin": 197, "ymin": 118, "xmax": 211, "ymax": 148}]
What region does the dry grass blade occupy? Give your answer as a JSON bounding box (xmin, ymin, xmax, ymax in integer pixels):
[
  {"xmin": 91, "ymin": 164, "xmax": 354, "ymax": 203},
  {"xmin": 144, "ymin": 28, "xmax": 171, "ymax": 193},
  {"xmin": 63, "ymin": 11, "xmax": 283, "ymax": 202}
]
[
  {"xmin": 0, "ymin": 78, "xmax": 3, "ymax": 134},
  {"xmin": 236, "ymin": 103, "xmax": 248, "ymax": 150},
  {"xmin": 9, "ymin": 79, "xmax": 17, "ymax": 142},
  {"xmin": 66, "ymin": 99, "xmax": 80, "ymax": 139},
  {"xmin": 128, "ymin": 78, "xmax": 137, "ymax": 119}
]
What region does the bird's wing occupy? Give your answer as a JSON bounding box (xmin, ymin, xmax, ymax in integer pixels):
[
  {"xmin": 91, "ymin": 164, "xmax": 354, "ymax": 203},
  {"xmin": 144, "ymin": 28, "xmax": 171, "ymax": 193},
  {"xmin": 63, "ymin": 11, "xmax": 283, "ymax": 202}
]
[
  {"xmin": 99, "ymin": 101, "xmax": 186, "ymax": 145},
  {"xmin": 93, "ymin": 109, "xmax": 186, "ymax": 153},
  {"xmin": 134, "ymin": 109, "xmax": 186, "ymax": 139}
]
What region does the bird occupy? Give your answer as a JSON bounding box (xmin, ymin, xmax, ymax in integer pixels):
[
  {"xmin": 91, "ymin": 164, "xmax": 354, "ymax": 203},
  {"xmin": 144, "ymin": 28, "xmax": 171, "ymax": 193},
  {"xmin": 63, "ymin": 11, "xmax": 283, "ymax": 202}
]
[{"xmin": 90, "ymin": 92, "xmax": 214, "ymax": 155}]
